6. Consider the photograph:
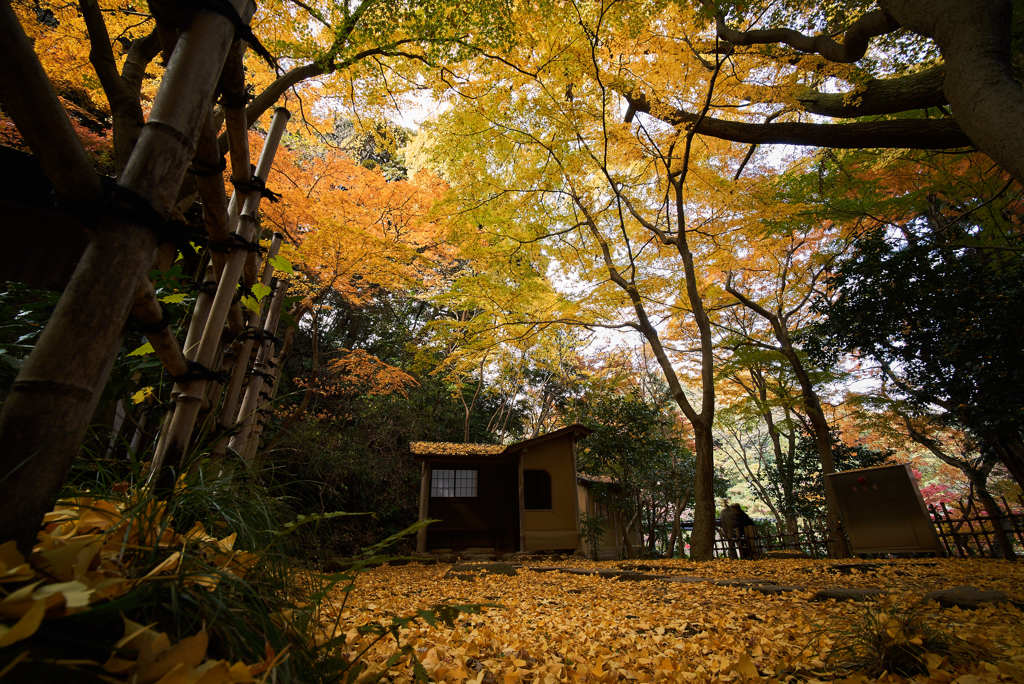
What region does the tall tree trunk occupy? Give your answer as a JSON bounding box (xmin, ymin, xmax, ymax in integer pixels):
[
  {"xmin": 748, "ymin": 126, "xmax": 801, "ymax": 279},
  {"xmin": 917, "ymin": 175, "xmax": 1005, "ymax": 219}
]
[
  {"xmin": 968, "ymin": 467, "xmax": 1015, "ymax": 560},
  {"xmin": 786, "ymin": 355, "xmax": 848, "ymax": 556},
  {"xmin": 0, "ymin": 0, "xmax": 253, "ymax": 551},
  {"xmin": 690, "ymin": 423, "xmax": 716, "ymax": 560},
  {"xmin": 726, "ymin": 281, "xmax": 850, "ymax": 557}
]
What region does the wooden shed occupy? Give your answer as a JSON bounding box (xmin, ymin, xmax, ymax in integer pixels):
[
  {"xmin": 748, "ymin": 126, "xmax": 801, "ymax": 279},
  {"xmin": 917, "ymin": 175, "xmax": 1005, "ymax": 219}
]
[
  {"xmin": 577, "ymin": 474, "xmax": 643, "ymax": 560},
  {"xmin": 411, "ymin": 424, "xmax": 591, "ymax": 554}
]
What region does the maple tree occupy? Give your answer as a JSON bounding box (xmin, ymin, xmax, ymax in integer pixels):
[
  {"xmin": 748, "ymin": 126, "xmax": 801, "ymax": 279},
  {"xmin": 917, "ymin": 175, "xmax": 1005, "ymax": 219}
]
[{"xmin": 715, "ymin": 210, "xmax": 858, "ymax": 553}]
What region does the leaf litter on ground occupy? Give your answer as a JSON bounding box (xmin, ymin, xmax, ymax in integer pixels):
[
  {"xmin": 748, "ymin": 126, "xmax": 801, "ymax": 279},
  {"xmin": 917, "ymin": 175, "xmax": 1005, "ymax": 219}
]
[
  {"xmin": 0, "ymin": 496, "xmax": 263, "ymax": 682},
  {"xmin": 4, "ymin": 498, "xmax": 1024, "ymax": 683},
  {"xmin": 325, "ymin": 557, "xmax": 1024, "ymax": 682}
]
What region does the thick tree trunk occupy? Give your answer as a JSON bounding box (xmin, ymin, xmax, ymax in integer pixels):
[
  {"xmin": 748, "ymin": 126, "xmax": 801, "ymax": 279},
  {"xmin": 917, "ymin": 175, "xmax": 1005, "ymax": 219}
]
[
  {"xmin": 0, "ymin": 0, "xmax": 252, "ymax": 551},
  {"xmin": 0, "ymin": 1, "xmax": 101, "ymax": 205},
  {"xmin": 881, "ymin": 0, "xmax": 1024, "ymax": 185},
  {"xmin": 968, "ymin": 468, "xmax": 1015, "ymax": 560},
  {"xmin": 690, "ymin": 424, "xmax": 716, "ymax": 560}
]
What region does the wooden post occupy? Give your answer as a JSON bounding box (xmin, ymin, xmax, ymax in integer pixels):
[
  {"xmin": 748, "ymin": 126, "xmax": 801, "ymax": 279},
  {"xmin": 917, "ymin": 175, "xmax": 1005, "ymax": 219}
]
[
  {"xmin": 148, "ymin": 107, "xmax": 290, "ymax": 490},
  {"xmin": 571, "ymin": 435, "xmax": 582, "ymax": 553},
  {"xmin": 518, "ymin": 452, "xmax": 526, "ymax": 552},
  {"xmin": 0, "ymin": 0, "xmax": 255, "ymax": 550},
  {"xmin": 417, "ymin": 460, "xmax": 430, "ymax": 553}
]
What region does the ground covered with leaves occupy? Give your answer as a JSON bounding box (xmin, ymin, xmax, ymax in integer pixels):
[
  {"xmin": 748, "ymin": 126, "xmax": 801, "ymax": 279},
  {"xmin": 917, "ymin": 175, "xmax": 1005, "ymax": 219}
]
[{"xmin": 329, "ymin": 558, "xmax": 1024, "ymax": 683}]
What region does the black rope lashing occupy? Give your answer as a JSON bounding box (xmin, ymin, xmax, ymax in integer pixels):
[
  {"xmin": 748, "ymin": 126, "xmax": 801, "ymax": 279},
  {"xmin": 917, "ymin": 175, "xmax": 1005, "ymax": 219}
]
[
  {"xmin": 172, "ymin": 360, "xmax": 229, "ymax": 384},
  {"xmin": 194, "ymin": 279, "xmax": 219, "ymax": 296},
  {"xmin": 208, "ymin": 232, "xmax": 265, "ymax": 254},
  {"xmin": 236, "ymin": 327, "xmax": 282, "ymax": 346},
  {"xmin": 218, "ymin": 86, "xmax": 251, "ymax": 109},
  {"xmin": 231, "ymin": 174, "xmax": 282, "ymax": 203},
  {"xmin": 250, "ymin": 369, "xmax": 276, "ymax": 384},
  {"xmin": 193, "ymin": 0, "xmax": 279, "ymax": 71},
  {"xmin": 103, "ymin": 181, "xmax": 206, "ymax": 249},
  {"xmin": 105, "ymin": 181, "xmax": 170, "ymax": 237}
]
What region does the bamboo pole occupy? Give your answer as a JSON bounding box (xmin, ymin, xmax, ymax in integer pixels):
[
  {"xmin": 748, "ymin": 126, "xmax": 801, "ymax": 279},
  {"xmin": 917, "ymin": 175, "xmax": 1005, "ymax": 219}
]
[
  {"xmin": 0, "ymin": 0, "xmax": 255, "ymax": 551},
  {"xmin": 131, "ymin": 279, "xmax": 189, "ymax": 377},
  {"xmin": 148, "ymin": 107, "xmax": 290, "ymax": 491},
  {"xmin": 193, "ymin": 113, "xmax": 231, "ymax": 274},
  {"xmin": 239, "ymin": 348, "xmax": 283, "ymax": 464},
  {"xmin": 417, "ymin": 461, "xmax": 430, "ymax": 553},
  {"xmin": 229, "ymin": 275, "xmax": 288, "ymax": 462},
  {"xmin": 212, "ymin": 233, "xmax": 283, "ymax": 458},
  {"xmin": 150, "ymin": 41, "xmax": 251, "ymax": 464},
  {"xmin": 105, "ymin": 400, "xmax": 127, "ymax": 459}
]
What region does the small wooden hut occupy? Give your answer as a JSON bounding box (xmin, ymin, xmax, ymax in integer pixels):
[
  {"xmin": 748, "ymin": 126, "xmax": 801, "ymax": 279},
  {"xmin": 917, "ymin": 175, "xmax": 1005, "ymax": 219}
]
[{"xmin": 412, "ymin": 424, "xmax": 593, "ymax": 554}]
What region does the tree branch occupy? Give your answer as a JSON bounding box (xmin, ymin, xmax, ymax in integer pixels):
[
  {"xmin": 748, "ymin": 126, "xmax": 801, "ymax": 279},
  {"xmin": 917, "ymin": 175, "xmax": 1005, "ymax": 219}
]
[
  {"xmin": 714, "ymin": 7, "xmax": 900, "ymax": 63},
  {"xmin": 795, "ymin": 65, "xmax": 947, "ymax": 117},
  {"xmin": 0, "ymin": 2, "xmax": 101, "ymax": 204},
  {"xmin": 619, "ymin": 88, "xmax": 971, "ymax": 149}
]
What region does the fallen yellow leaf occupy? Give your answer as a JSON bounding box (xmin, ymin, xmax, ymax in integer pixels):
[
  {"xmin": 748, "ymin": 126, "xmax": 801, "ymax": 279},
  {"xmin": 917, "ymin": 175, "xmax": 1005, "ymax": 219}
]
[
  {"xmin": 0, "ymin": 599, "xmax": 45, "ymax": 647},
  {"xmin": 138, "ymin": 628, "xmax": 209, "ymax": 683},
  {"xmin": 733, "ymin": 652, "xmax": 760, "ymax": 680}
]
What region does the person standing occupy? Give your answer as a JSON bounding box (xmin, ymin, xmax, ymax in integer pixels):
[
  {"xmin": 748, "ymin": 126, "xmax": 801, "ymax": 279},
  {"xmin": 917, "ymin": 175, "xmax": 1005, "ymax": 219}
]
[{"xmin": 719, "ymin": 501, "xmax": 740, "ymax": 559}]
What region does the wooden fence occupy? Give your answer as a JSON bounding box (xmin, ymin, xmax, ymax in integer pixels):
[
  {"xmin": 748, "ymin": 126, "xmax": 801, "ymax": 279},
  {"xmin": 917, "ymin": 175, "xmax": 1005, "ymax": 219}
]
[
  {"xmin": 928, "ymin": 496, "xmax": 1024, "ymax": 559},
  {"xmin": 713, "ymin": 519, "xmax": 835, "ymax": 559},
  {"xmin": 711, "ymin": 495, "xmax": 1024, "ymax": 559}
]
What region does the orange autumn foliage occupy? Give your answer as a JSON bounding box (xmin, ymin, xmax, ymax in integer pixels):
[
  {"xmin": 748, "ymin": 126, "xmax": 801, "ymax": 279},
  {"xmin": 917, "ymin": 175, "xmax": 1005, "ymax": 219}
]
[
  {"xmin": 295, "ymin": 348, "xmax": 418, "ymax": 400},
  {"xmin": 260, "ymin": 135, "xmax": 456, "ymax": 307}
]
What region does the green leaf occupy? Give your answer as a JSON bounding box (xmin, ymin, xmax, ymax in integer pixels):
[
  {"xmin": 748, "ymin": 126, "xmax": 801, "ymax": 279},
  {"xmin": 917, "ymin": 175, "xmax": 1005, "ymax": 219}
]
[
  {"xmin": 411, "ymin": 656, "xmax": 429, "ymax": 682},
  {"xmin": 251, "ymin": 283, "xmax": 272, "ymax": 301},
  {"xmin": 159, "ymin": 292, "xmax": 188, "ymax": 304},
  {"xmin": 128, "ymin": 342, "xmax": 154, "ymax": 357},
  {"xmin": 268, "ymin": 255, "xmax": 295, "ymax": 274},
  {"xmin": 240, "ymin": 296, "xmax": 261, "ymax": 315}
]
